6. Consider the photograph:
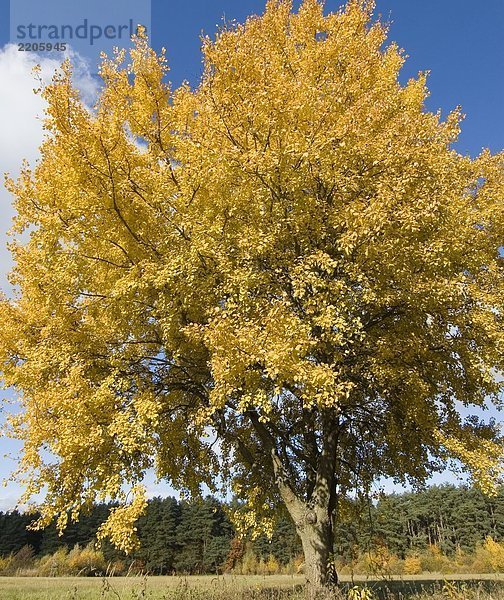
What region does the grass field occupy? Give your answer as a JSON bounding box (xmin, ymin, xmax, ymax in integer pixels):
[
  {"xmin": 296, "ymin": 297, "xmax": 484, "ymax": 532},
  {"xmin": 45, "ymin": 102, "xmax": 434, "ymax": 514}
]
[{"xmin": 0, "ymin": 574, "xmax": 503, "ymax": 600}]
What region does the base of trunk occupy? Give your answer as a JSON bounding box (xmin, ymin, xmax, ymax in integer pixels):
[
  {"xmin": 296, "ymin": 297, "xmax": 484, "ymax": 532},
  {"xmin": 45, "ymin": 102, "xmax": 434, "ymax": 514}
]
[{"xmin": 299, "ymin": 522, "xmax": 338, "ymax": 596}]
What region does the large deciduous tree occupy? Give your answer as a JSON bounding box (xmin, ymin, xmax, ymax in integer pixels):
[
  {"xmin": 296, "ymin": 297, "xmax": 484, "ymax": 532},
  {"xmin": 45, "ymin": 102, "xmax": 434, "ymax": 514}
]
[{"xmin": 1, "ymin": 0, "xmax": 503, "ymax": 590}]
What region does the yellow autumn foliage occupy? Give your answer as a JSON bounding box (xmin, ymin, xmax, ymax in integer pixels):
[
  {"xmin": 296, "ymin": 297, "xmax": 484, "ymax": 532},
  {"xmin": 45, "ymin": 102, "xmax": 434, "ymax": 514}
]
[{"xmin": 0, "ymin": 0, "xmax": 502, "ymax": 563}]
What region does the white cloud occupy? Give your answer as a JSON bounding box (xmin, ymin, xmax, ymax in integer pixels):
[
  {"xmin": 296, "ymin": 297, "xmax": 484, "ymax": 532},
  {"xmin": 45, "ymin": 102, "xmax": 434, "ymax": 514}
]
[
  {"xmin": 0, "ymin": 43, "xmax": 99, "ymax": 293},
  {"xmin": 142, "ymin": 472, "xmax": 179, "ymax": 501},
  {"xmin": 0, "ymin": 45, "xmax": 99, "ymax": 510},
  {"xmin": 0, "ymin": 493, "xmax": 20, "ymax": 513}
]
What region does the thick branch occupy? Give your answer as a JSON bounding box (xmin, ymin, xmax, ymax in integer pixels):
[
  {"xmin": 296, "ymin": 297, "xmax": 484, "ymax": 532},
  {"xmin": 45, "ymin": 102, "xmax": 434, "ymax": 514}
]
[
  {"xmin": 312, "ymin": 410, "xmax": 340, "ymax": 516},
  {"xmin": 246, "ymin": 410, "xmax": 305, "ymax": 519}
]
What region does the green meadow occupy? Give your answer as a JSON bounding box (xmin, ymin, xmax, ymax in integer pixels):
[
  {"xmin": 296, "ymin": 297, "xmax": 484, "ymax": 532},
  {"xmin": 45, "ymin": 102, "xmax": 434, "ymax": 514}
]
[{"xmin": 1, "ymin": 574, "xmax": 503, "ymax": 600}]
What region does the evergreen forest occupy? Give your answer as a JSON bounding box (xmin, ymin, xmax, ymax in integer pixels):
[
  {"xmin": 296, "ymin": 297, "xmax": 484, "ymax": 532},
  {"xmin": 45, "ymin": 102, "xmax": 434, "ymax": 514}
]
[{"xmin": 1, "ymin": 485, "xmax": 503, "ymax": 576}]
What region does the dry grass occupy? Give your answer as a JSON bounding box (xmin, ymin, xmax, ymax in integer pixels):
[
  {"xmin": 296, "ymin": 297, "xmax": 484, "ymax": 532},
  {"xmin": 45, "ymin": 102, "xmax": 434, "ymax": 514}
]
[{"xmin": 0, "ymin": 574, "xmax": 503, "ymax": 600}]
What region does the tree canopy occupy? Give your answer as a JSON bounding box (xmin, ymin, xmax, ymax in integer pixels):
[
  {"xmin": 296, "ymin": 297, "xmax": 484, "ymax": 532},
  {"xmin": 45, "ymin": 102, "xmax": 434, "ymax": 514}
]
[{"xmin": 1, "ymin": 0, "xmax": 503, "ymax": 588}]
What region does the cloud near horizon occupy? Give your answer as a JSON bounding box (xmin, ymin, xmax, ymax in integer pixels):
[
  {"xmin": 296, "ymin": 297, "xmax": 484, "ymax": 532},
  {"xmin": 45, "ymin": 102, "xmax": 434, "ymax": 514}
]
[{"xmin": 0, "ymin": 43, "xmax": 99, "ymax": 292}]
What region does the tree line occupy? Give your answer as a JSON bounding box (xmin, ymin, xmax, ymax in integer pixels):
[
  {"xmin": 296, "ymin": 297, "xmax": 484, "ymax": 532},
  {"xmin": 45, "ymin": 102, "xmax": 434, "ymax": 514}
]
[
  {"xmin": 335, "ymin": 485, "xmax": 504, "ymax": 562},
  {"xmin": 0, "ymin": 485, "xmax": 503, "ymax": 575}
]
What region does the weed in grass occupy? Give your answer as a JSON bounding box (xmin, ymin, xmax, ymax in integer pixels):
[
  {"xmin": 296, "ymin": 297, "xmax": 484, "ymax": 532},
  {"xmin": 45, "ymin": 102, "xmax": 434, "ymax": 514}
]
[
  {"xmin": 100, "ymin": 577, "xmax": 122, "ymax": 600},
  {"xmin": 0, "ymin": 576, "xmax": 503, "ymax": 600}
]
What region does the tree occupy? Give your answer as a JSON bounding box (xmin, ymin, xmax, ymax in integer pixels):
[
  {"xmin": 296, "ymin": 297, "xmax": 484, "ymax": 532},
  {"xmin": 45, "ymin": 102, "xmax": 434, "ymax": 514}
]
[
  {"xmin": 174, "ymin": 497, "xmax": 232, "ymax": 573},
  {"xmin": 1, "ymin": 0, "xmax": 503, "ymax": 592},
  {"xmin": 0, "ymin": 510, "xmax": 42, "ymax": 556},
  {"xmin": 253, "ymin": 515, "xmax": 302, "ymax": 566},
  {"xmin": 134, "ymin": 497, "xmax": 181, "ymax": 574}
]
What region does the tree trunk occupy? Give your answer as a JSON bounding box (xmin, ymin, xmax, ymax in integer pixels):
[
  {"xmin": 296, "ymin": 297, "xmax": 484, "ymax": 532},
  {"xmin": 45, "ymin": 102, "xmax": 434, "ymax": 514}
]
[
  {"xmin": 298, "ymin": 515, "xmax": 338, "ymax": 597},
  {"xmin": 245, "ymin": 409, "xmax": 339, "ymax": 594}
]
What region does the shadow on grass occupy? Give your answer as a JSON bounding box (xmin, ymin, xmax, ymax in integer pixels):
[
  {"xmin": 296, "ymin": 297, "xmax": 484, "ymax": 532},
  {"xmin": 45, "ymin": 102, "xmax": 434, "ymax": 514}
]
[
  {"xmin": 177, "ymin": 580, "xmax": 504, "ymax": 600},
  {"xmin": 340, "ymin": 578, "xmax": 504, "ymax": 599}
]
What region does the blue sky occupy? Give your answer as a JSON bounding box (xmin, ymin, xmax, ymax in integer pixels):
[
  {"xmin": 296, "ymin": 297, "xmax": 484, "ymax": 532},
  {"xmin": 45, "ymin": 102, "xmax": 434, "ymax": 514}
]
[
  {"xmin": 0, "ymin": 0, "xmax": 502, "ymax": 510},
  {"xmin": 151, "ymin": 0, "xmax": 504, "ymax": 157},
  {"xmin": 1, "ymin": 0, "xmax": 503, "ymax": 155}
]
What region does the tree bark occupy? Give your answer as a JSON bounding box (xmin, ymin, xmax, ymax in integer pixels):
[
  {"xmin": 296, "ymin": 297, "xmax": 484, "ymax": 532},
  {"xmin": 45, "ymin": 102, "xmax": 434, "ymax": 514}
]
[
  {"xmin": 245, "ymin": 409, "xmax": 339, "ymax": 594},
  {"xmin": 298, "ymin": 513, "xmax": 338, "ymax": 597}
]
